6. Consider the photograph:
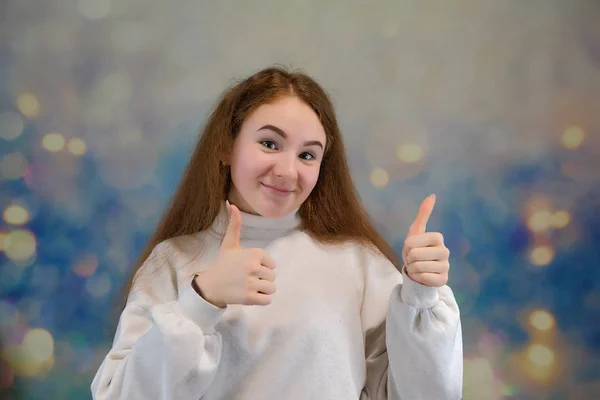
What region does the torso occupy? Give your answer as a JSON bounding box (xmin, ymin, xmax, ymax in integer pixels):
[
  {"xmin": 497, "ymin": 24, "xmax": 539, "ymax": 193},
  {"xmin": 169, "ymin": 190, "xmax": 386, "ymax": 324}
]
[{"xmin": 171, "ymin": 231, "xmax": 369, "ymax": 399}]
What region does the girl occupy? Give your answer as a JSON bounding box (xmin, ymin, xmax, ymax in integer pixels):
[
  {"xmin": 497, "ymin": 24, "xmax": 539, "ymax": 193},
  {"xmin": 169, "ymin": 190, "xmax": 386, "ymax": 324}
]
[{"xmin": 91, "ymin": 67, "xmax": 463, "ymax": 399}]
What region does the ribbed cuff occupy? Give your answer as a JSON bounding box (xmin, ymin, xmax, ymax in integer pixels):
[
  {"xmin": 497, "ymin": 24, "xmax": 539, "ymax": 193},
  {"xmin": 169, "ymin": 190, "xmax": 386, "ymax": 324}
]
[
  {"xmin": 178, "ymin": 284, "xmax": 226, "ymax": 334},
  {"xmin": 400, "ymin": 268, "xmax": 440, "ymax": 309}
]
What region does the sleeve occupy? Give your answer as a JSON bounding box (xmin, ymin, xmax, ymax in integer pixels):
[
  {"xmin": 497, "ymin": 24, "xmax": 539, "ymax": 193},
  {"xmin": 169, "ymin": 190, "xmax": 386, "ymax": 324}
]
[
  {"xmin": 90, "ymin": 241, "xmax": 227, "ymax": 400},
  {"xmin": 360, "ymin": 252, "xmax": 463, "ymax": 400}
]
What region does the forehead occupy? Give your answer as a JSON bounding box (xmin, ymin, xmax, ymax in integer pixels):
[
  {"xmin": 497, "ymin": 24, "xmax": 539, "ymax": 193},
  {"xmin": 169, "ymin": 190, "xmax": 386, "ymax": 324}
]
[{"xmin": 243, "ymin": 97, "xmax": 326, "ymax": 142}]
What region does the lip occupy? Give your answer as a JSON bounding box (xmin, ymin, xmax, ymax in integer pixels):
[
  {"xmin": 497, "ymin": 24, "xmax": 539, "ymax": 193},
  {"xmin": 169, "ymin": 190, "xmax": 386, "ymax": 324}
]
[{"xmin": 261, "ymin": 182, "xmax": 294, "ymax": 197}]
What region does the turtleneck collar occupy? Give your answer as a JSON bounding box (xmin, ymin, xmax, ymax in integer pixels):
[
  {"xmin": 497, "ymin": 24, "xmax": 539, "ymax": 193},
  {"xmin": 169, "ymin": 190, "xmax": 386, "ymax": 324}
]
[{"xmin": 209, "ymin": 201, "xmax": 301, "ymax": 243}]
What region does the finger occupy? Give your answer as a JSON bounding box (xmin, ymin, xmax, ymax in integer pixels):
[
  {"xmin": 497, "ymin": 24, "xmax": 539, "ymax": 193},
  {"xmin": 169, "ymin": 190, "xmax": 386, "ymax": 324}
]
[
  {"xmin": 405, "ymin": 260, "xmax": 449, "ymax": 275},
  {"xmin": 259, "ymin": 251, "xmax": 276, "ymax": 270},
  {"xmin": 245, "ymin": 292, "xmax": 272, "ymax": 306},
  {"xmin": 404, "ymin": 232, "xmax": 444, "ymax": 251},
  {"xmin": 405, "ymin": 246, "xmax": 450, "ymax": 264},
  {"xmin": 246, "ymin": 248, "xmax": 277, "ymax": 270},
  {"xmin": 407, "ymin": 194, "xmax": 436, "ymax": 237},
  {"xmin": 221, "ymin": 202, "xmax": 242, "ymax": 250},
  {"xmin": 409, "ymin": 272, "xmax": 448, "ymax": 287},
  {"xmin": 251, "ymin": 266, "xmax": 276, "ymax": 282},
  {"xmin": 251, "ymin": 278, "xmax": 277, "ymax": 295}
]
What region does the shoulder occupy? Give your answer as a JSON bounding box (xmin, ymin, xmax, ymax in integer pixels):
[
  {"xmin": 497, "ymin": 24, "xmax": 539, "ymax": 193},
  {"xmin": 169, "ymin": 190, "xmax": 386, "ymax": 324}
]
[
  {"xmin": 140, "ymin": 233, "xmax": 206, "ymax": 274},
  {"xmin": 129, "ymin": 232, "xmax": 212, "ymax": 305},
  {"xmin": 354, "ymin": 243, "xmax": 401, "ymax": 281}
]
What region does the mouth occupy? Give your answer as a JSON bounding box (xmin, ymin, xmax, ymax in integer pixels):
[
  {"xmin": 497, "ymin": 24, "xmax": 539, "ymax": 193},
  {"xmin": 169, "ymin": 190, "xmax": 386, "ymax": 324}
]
[{"xmin": 260, "ymin": 182, "xmax": 294, "ymax": 197}]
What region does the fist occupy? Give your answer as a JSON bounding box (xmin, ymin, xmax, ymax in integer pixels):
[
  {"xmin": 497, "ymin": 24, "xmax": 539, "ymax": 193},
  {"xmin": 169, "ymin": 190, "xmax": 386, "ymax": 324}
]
[
  {"xmin": 402, "ymin": 194, "xmax": 450, "ymax": 287},
  {"xmin": 195, "ymin": 202, "xmax": 277, "ymax": 307}
]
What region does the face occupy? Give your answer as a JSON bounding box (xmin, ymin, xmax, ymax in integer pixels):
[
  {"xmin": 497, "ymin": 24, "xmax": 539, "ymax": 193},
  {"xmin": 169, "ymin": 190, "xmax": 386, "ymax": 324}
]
[{"xmin": 227, "ymin": 96, "xmax": 327, "ymax": 218}]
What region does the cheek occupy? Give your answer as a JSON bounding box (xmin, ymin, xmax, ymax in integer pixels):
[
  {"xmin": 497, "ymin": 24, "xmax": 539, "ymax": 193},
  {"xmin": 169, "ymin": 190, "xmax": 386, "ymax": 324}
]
[
  {"xmin": 230, "ymin": 150, "xmax": 265, "ymax": 187},
  {"xmin": 299, "ymin": 165, "xmax": 321, "ymax": 192},
  {"xmin": 230, "ymin": 151, "xmax": 251, "ymax": 188}
]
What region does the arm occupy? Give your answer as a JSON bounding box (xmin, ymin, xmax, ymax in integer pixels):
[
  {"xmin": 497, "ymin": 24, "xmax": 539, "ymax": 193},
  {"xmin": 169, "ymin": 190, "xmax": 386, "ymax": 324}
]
[
  {"xmin": 91, "ymin": 242, "xmax": 227, "ymax": 400},
  {"xmin": 386, "ymin": 269, "xmax": 463, "ymax": 399},
  {"xmin": 361, "ymin": 255, "xmax": 462, "ymax": 400}
]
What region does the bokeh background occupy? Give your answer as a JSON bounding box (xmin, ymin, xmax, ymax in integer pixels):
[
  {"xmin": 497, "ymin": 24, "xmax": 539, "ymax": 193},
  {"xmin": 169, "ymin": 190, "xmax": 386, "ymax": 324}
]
[{"xmin": 1, "ymin": 0, "xmax": 599, "ymax": 399}]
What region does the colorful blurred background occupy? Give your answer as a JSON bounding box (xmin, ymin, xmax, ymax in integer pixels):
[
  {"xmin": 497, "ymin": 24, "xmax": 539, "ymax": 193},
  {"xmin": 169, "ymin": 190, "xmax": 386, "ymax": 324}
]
[{"xmin": 1, "ymin": 1, "xmax": 599, "ymax": 399}]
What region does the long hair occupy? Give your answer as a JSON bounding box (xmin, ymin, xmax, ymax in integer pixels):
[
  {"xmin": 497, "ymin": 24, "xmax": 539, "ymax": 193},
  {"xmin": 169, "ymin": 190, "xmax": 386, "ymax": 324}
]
[{"xmin": 116, "ymin": 66, "xmax": 401, "ymax": 313}]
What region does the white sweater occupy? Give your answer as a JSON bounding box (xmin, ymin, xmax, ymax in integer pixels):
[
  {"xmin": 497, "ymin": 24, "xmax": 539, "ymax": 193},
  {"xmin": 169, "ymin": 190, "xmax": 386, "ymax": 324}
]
[{"xmin": 91, "ymin": 205, "xmax": 463, "ymax": 399}]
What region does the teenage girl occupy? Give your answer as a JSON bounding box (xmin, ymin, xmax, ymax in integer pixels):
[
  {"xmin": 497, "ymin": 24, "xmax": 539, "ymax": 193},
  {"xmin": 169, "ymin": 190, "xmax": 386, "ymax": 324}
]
[{"xmin": 91, "ymin": 67, "xmax": 463, "ymax": 399}]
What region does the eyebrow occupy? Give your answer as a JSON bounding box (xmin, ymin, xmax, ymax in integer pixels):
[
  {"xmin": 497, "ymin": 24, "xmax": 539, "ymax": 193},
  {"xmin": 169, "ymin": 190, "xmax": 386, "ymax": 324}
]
[{"xmin": 258, "ymin": 124, "xmax": 324, "ymax": 150}]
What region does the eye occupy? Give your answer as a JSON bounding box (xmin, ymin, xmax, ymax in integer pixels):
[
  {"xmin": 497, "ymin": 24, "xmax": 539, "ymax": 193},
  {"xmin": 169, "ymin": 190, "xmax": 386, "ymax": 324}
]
[
  {"xmin": 299, "ymin": 152, "xmax": 316, "ymax": 161},
  {"xmin": 260, "ymin": 140, "xmax": 278, "ymax": 150}
]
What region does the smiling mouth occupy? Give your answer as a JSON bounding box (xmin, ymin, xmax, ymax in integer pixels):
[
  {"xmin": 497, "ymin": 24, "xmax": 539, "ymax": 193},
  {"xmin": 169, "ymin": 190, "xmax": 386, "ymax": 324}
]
[{"xmin": 261, "ymin": 183, "xmax": 294, "ymax": 196}]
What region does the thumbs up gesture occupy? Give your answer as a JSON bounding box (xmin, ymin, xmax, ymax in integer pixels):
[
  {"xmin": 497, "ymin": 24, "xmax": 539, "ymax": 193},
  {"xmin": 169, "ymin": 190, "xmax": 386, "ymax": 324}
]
[
  {"xmin": 195, "ymin": 202, "xmax": 277, "ymax": 308},
  {"xmin": 402, "ymin": 194, "xmax": 450, "ymax": 287}
]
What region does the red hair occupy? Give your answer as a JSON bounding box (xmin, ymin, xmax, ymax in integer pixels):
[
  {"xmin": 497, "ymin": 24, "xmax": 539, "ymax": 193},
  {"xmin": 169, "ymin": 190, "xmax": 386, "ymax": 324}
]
[{"xmin": 117, "ymin": 66, "xmax": 401, "ymax": 312}]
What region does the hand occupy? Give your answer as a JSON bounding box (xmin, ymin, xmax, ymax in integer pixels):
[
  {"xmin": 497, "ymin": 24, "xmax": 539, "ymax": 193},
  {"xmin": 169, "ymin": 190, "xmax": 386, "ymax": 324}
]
[
  {"xmin": 195, "ymin": 202, "xmax": 277, "ymax": 307},
  {"xmin": 402, "ymin": 194, "xmax": 450, "ymax": 287}
]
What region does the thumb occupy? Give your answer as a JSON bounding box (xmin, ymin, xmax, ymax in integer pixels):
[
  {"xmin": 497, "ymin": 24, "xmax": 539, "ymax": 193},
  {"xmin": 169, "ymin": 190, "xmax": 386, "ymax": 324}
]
[
  {"xmin": 221, "ymin": 201, "xmax": 242, "ymax": 250},
  {"xmin": 407, "ymin": 194, "xmax": 436, "ymax": 237}
]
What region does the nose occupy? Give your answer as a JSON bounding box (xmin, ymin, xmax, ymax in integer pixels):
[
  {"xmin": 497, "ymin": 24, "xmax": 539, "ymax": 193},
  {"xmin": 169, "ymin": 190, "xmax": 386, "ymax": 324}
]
[{"xmin": 272, "ymin": 153, "xmax": 297, "ymax": 180}]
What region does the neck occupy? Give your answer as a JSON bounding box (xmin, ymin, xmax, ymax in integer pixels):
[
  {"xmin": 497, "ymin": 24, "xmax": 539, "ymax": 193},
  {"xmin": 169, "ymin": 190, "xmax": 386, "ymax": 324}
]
[{"xmin": 210, "ymin": 201, "xmax": 301, "ymax": 243}]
